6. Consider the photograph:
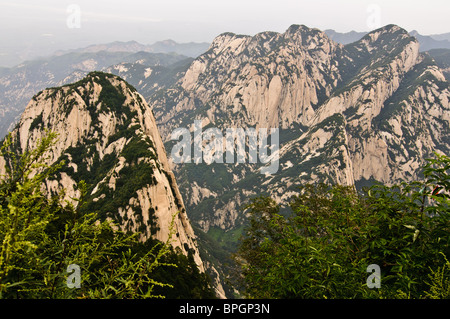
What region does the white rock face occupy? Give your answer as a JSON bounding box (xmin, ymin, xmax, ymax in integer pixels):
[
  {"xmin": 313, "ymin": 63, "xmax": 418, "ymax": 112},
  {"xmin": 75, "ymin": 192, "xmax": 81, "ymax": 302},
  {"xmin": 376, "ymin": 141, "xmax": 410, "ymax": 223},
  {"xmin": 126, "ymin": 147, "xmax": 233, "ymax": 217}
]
[
  {"xmin": 148, "ymin": 24, "xmax": 450, "ymax": 234},
  {"xmin": 152, "ymin": 25, "xmax": 344, "ymax": 137},
  {"xmin": 0, "ymin": 72, "xmax": 205, "ymax": 272}
]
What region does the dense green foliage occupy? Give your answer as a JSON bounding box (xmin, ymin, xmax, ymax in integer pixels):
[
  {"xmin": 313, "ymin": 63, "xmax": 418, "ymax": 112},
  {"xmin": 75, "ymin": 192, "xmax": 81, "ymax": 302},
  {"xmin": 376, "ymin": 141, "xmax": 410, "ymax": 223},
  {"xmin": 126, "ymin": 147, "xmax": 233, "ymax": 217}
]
[
  {"xmin": 235, "ymin": 153, "xmax": 450, "ymax": 298},
  {"xmin": 0, "ymin": 132, "xmax": 214, "ymax": 298}
]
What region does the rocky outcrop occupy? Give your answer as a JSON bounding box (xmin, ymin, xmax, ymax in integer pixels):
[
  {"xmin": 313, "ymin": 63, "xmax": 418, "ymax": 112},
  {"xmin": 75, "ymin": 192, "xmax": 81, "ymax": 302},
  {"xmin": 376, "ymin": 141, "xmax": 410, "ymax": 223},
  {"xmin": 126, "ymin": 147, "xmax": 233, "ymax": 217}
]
[
  {"xmin": 0, "ymin": 72, "xmax": 205, "ymax": 272},
  {"xmin": 145, "ymin": 25, "xmax": 449, "ymax": 298},
  {"xmin": 152, "ymin": 25, "xmax": 345, "ymax": 137},
  {"xmin": 148, "ymin": 24, "xmax": 450, "ymax": 233}
]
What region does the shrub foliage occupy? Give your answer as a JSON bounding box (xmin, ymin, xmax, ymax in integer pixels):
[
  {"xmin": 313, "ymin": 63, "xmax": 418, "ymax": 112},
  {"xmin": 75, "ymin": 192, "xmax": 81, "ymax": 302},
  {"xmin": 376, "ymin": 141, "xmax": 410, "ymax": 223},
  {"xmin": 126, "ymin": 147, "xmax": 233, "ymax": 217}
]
[
  {"xmin": 235, "ymin": 153, "xmax": 450, "ymax": 298},
  {"xmin": 0, "ymin": 132, "xmax": 214, "ymax": 299}
]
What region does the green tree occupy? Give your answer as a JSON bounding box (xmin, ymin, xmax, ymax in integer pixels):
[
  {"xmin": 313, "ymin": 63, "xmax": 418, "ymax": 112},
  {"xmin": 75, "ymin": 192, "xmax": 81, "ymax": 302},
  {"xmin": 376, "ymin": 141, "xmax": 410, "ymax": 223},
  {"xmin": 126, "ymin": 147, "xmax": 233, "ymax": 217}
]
[
  {"xmin": 235, "ymin": 153, "xmax": 450, "ymax": 298},
  {"xmin": 0, "ymin": 132, "xmax": 203, "ymax": 298}
]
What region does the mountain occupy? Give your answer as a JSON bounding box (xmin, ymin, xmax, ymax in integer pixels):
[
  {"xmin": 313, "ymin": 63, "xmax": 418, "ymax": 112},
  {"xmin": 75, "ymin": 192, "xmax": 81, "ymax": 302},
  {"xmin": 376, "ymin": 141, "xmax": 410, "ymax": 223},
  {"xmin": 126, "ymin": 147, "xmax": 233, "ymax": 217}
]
[
  {"xmin": 148, "ymin": 40, "xmax": 211, "ymax": 58},
  {"xmin": 325, "ymin": 29, "xmax": 450, "ymax": 82},
  {"xmin": 326, "ymin": 29, "xmax": 450, "ymax": 52},
  {"xmin": 53, "ymin": 41, "xmax": 151, "ymax": 55},
  {"xmin": 0, "ymin": 39, "xmax": 210, "ymax": 68},
  {"xmin": 427, "ymin": 48, "xmax": 450, "ymax": 81},
  {"xmin": 429, "ymin": 32, "xmax": 450, "ymax": 42},
  {"xmin": 409, "ymin": 30, "xmax": 450, "ymax": 51},
  {"xmin": 142, "ymin": 24, "xmax": 449, "ymax": 296},
  {"xmin": 151, "ymin": 24, "xmax": 449, "ymax": 211},
  {"xmin": 102, "ymin": 57, "xmax": 193, "ymax": 100},
  {"xmin": 0, "ymin": 71, "xmax": 206, "ymax": 276},
  {"xmin": 54, "ymin": 39, "xmax": 211, "ymax": 59},
  {"xmin": 0, "ymin": 51, "xmax": 191, "ymax": 139},
  {"xmin": 324, "ymin": 29, "xmax": 367, "ymax": 45}
]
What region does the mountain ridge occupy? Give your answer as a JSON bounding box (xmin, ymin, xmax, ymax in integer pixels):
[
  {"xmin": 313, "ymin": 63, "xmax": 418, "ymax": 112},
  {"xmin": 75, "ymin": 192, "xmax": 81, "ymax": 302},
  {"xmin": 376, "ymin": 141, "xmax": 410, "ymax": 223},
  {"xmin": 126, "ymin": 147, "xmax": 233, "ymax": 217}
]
[
  {"xmin": 53, "ymin": 39, "xmax": 210, "ymax": 59},
  {"xmin": 325, "ymin": 28, "xmax": 450, "ymax": 51},
  {"xmin": 0, "ymin": 71, "xmax": 207, "ymax": 275},
  {"xmin": 146, "ymin": 23, "xmax": 449, "ymax": 254}
]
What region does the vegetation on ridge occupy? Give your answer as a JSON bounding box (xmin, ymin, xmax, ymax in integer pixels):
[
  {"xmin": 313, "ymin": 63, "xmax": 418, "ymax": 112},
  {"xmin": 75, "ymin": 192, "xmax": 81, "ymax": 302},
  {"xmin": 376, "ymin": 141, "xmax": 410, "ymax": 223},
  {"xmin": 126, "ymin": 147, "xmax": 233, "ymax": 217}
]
[
  {"xmin": 0, "ymin": 132, "xmax": 215, "ymax": 298},
  {"xmin": 234, "ymin": 153, "xmax": 450, "ymax": 298}
]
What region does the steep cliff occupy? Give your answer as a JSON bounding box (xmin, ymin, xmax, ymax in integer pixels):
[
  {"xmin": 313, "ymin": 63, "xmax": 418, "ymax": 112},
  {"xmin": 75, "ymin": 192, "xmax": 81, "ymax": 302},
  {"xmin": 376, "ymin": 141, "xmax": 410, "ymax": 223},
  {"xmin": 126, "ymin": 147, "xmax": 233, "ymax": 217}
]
[
  {"xmin": 0, "ymin": 71, "xmax": 205, "ymax": 273},
  {"xmin": 148, "ymin": 24, "xmax": 450, "ymax": 233}
]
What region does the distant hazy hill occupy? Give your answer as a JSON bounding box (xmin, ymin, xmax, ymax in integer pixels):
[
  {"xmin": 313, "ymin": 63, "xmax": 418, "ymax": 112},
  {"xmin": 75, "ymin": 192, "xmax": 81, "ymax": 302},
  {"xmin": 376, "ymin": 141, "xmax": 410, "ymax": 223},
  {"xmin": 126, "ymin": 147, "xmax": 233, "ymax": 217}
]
[
  {"xmin": 325, "ymin": 29, "xmax": 450, "ymax": 51},
  {"xmin": 0, "ymin": 38, "xmax": 210, "ymax": 68},
  {"xmin": 429, "ymin": 32, "xmax": 450, "ymax": 42},
  {"xmin": 53, "ymin": 39, "xmax": 210, "ymax": 58},
  {"xmin": 428, "ymin": 48, "xmax": 450, "ymax": 81},
  {"xmin": 409, "ymin": 30, "xmax": 450, "ymax": 51},
  {"xmin": 324, "ymin": 29, "xmax": 367, "ymax": 44},
  {"xmin": 0, "ymin": 51, "xmax": 191, "ymax": 138}
]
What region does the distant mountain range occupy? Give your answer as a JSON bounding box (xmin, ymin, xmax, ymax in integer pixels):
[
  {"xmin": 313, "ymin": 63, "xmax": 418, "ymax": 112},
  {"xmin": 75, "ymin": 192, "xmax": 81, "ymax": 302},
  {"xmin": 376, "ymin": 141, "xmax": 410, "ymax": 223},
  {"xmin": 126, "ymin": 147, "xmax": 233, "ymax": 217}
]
[
  {"xmin": 324, "ymin": 29, "xmax": 450, "ymax": 82},
  {"xmin": 0, "ymin": 50, "xmax": 193, "ymax": 138},
  {"xmin": 52, "ymin": 31, "xmax": 450, "ymax": 56},
  {"xmin": 53, "ymin": 39, "xmax": 210, "ymax": 59},
  {"xmin": 0, "ymin": 39, "xmax": 211, "ymax": 137},
  {"xmin": 325, "ymin": 29, "xmax": 450, "ymax": 51},
  {"xmin": 0, "ymin": 39, "xmax": 210, "ymax": 68}
]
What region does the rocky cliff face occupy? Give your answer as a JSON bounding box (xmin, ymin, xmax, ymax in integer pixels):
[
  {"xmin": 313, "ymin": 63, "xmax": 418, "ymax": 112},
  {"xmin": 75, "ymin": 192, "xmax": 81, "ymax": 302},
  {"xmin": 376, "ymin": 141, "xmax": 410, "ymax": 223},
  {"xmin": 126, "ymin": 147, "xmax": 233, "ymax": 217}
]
[
  {"xmin": 0, "ymin": 71, "xmax": 205, "ymax": 272},
  {"xmin": 148, "ymin": 24, "xmax": 450, "ymax": 234}
]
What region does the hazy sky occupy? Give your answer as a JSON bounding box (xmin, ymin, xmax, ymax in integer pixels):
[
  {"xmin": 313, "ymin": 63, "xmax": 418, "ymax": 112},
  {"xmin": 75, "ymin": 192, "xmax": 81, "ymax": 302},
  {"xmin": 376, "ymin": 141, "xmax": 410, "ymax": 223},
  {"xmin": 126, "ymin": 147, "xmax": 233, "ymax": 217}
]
[{"xmin": 0, "ymin": 0, "xmax": 449, "ymax": 66}]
